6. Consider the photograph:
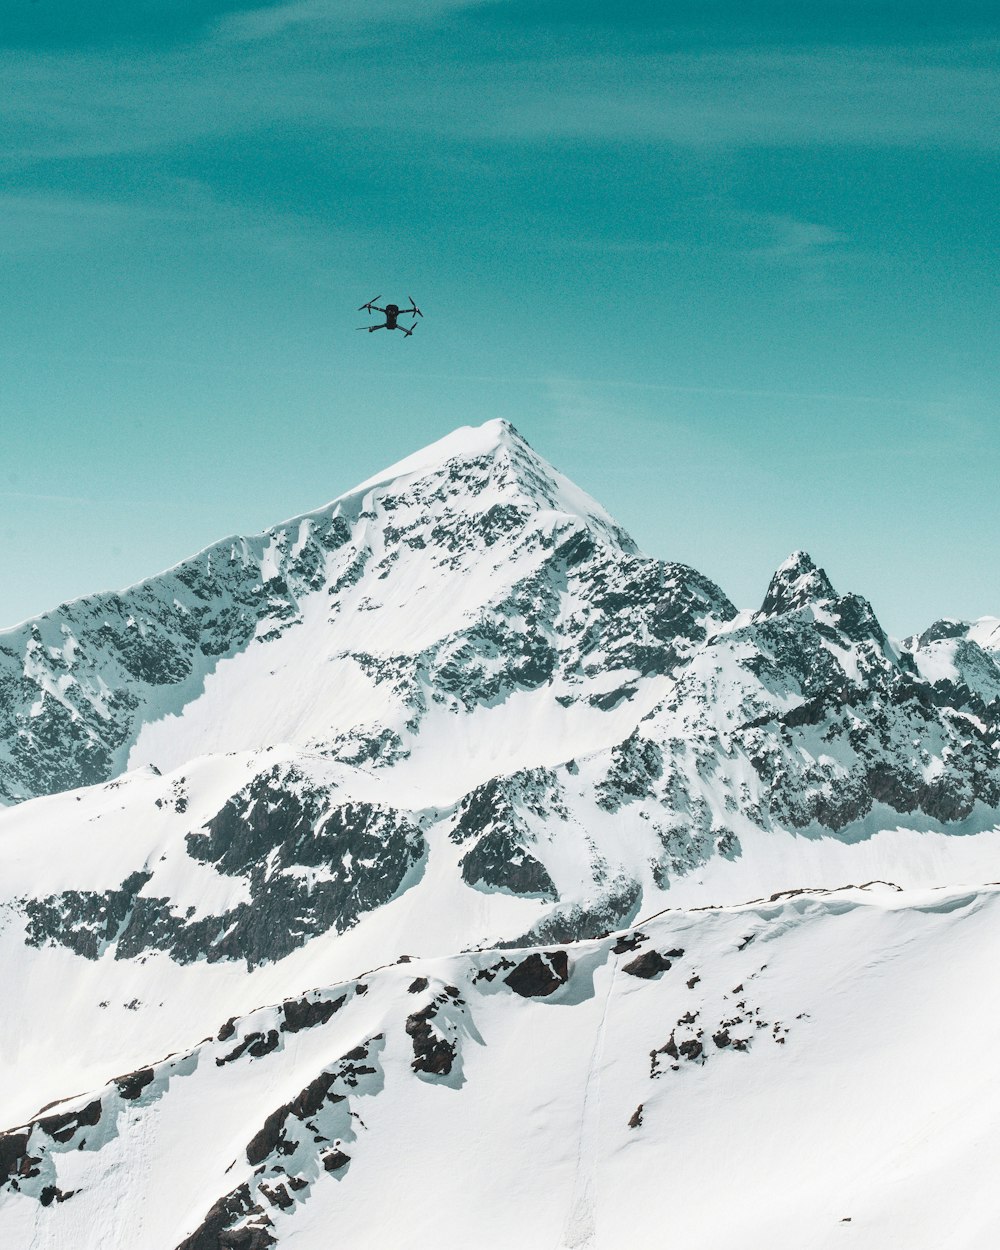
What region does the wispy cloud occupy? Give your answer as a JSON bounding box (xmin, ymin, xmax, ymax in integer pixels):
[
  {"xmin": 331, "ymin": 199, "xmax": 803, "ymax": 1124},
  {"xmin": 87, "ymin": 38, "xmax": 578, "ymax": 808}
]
[
  {"xmin": 542, "ymin": 372, "xmax": 959, "ymax": 410},
  {"xmin": 738, "ymin": 215, "xmax": 847, "ymax": 264},
  {"xmin": 0, "ymin": 489, "xmax": 97, "ymax": 506},
  {"xmin": 2, "ymin": 30, "xmax": 997, "ymax": 168},
  {"xmin": 215, "ymin": 0, "xmax": 496, "ymax": 44},
  {"xmin": 478, "ymin": 48, "xmax": 1000, "ymax": 149},
  {"xmin": 732, "ymin": 212, "xmax": 851, "ymax": 300},
  {"xmin": 0, "ymin": 180, "xmax": 360, "ymax": 271},
  {"xmin": 541, "ymin": 211, "xmax": 849, "ymax": 265}
]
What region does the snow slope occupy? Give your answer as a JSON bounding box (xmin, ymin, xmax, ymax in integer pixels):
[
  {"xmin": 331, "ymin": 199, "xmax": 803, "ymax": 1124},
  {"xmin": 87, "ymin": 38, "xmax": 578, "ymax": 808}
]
[{"xmin": 4, "ymin": 886, "xmax": 1000, "ymax": 1250}]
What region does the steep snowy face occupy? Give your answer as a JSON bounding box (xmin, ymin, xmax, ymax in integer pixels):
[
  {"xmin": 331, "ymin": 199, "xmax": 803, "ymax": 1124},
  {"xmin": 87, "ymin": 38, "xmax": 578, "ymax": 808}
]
[
  {"xmin": 0, "ymin": 419, "xmax": 733, "ymax": 806},
  {"xmin": 967, "ymin": 616, "xmax": 1000, "ymax": 657}
]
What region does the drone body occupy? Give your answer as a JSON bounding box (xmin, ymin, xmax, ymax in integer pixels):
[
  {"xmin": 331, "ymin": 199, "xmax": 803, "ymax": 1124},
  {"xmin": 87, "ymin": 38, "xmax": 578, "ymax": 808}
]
[{"xmin": 358, "ymin": 296, "xmax": 423, "ymax": 337}]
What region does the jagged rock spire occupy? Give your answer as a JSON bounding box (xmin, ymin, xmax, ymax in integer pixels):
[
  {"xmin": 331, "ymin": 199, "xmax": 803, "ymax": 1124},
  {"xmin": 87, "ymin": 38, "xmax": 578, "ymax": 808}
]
[{"xmin": 756, "ymin": 551, "xmax": 836, "ymax": 619}]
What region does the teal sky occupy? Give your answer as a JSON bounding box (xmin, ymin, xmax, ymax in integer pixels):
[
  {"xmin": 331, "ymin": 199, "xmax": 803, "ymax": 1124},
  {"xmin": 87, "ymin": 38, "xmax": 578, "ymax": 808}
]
[{"xmin": 2, "ymin": 0, "xmax": 997, "ymax": 637}]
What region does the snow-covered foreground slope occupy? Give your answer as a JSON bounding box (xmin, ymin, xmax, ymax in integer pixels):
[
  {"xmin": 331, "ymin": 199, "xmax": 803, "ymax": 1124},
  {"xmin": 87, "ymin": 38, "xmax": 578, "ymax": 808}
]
[
  {"xmin": 4, "ymin": 885, "xmax": 1000, "ymax": 1250},
  {"xmin": 2, "ymin": 418, "xmax": 999, "ymax": 1247},
  {"xmin": 2, "ymin": 745, "xmax": 1000, "ymax": 1138}
]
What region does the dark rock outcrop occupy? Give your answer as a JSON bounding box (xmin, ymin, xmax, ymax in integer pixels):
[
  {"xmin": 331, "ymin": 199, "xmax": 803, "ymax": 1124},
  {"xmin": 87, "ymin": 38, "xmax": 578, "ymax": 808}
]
[
  {"xmin": 405, "ymin": 1005, "xmax": 456, "ymax": 1076},
  {"xmin": 622, "ymin": 949, "xmax": 673, "ymax": 979},
  {"xmin": 24, "ymin": 768, "xmax": 425, "ymax": 969},
  {"xmin": 503, "ymin": 951, "xmax": 569, "ymax": 998}
]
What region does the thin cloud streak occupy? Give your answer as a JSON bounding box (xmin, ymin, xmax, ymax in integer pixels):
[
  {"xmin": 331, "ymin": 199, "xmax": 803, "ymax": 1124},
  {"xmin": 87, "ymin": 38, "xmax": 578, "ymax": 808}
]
[
  {"xmin": 0, "ymin": 184, "xmax": 360, "ymax": 268},
  {"xmin": 215, "ymin": 0, "xmax": 497, "ymax": 43},
  {"xmin": 481, "ymin": 48, "xmax": 1000, "ymax": 148},
  {"xmin": 1, "ymin": 490, "xmax": 97, "ymax": 506},
  {"xmin": 3, "ymin": 37, "xmax": 998, "ymax": 166}
]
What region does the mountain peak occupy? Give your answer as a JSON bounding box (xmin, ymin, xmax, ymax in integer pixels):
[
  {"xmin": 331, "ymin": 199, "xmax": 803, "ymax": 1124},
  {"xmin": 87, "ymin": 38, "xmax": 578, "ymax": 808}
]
[
  {"xmin": 916, "ymin": 618, "xmax": 970, "ymax": 648},
  {"xmin": 756, "ymin": 550, "xmax": 837, "ymax": 619},
  {"xmin": 342, "ymin": 418, "xmax": 635, "ymax": 554},
  {"xmin": 351, "ymin": 418, "xmax": 523, "ymax": 494}
]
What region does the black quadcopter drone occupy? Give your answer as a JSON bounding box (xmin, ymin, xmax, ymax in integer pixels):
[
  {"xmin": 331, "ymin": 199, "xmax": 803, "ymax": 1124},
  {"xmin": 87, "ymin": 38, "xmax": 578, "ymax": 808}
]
[{"xmin": 357, "ymin": 296, "xmax": 423, "ymax": 337}]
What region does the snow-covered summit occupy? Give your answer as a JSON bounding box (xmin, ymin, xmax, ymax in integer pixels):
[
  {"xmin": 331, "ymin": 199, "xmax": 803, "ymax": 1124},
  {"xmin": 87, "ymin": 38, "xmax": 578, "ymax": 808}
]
[
  {"xmin": 0, "ymin": 420, "xmax": 713, "ymax": 806},
  {"xmin": 348, "ymin": 417, "xmax": 632, "ymax": 549}
]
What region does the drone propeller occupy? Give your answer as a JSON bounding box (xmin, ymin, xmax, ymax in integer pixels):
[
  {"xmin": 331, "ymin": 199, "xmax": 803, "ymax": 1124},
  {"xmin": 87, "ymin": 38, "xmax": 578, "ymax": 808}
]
[
  {"xmin": 408, "ymin": 296, "xmax": 423, "ymax": 317},
  {"xmin": 358, "ymin": 295, "xmax": 381, "ymax": 312},
  {"xmin": 402, "ymin": 321, "xmax": 418, "ymax": 337}
]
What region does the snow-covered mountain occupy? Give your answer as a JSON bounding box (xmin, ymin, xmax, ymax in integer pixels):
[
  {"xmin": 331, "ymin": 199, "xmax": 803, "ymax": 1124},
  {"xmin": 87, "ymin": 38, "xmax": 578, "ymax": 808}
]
[{"xmin": 2, "ymin": 419, "xmax": 999, "ymax": 1248}]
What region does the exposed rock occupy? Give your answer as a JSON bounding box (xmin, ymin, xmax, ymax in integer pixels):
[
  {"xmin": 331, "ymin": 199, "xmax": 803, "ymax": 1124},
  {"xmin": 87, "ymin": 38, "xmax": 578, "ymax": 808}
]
[
  {"xmin": 611, "ymin": 931, "xmax": 647, "ymax": 954},
  {"xmin": 176, "ymin": 1183, "xmax": 275, "ymax": 1250},
  {"xmin": 503, "ymin": 951, "xmax": 569, "ymax": 998},
  {"xmin": 405, "ymin": 1005, "xmax": 456, "ymax": 1076},
  {"xmin": 0, "ymin": 1131, "xmax": 30, "ymax": 1187},
  {"xmin": 37, "ymin": 1099, "xmax": 103, "ymax": 1144},
  {"xmin": 622, "ymin": 949, "xmax": 672, "ymax": 979},
  {"xmin": 39, "ymin": 1185, "xmax": 74, "ymax": 1206},
  {"xmin": 115, "ymin": 1067, "xmax": 155, "ymax": 1101},
  {"xmin": 595, "ymin": 734, "xmax": 663, "ymax": 812},
  {"xmin": 24, "ymin": 769, "xmax": 426, "ymax": 970},
  {"xmin": 452, "ymin": 771, "xmax": 561, "ymax": 899},
  {"xmin": 459, "ymin": 828, "xmax": 557, "ymax": 899},
  {"xmin": 280, "ymin": 994, "xmax": 346, "ymax": 1034},
  {"xmin": 216, "ymin": 1030, "xmax": 280, "ymax": 1067},
  {"xmin": 23, "ymin": 871, "xmax": 151, "ymax": 961},
  {"xmin": 757, "ymin": 551, "xmax": 835, "ymax": 619},
  {"xmin": 472, "ymin": 957, "xmax": 516, "ymax": 984}
]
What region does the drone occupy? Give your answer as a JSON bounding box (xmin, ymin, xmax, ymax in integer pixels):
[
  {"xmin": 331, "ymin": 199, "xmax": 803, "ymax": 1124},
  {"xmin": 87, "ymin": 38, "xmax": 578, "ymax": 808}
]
[{"xmin": 357, "ymin": 296, "xmax": 423, "ymax": 337}]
